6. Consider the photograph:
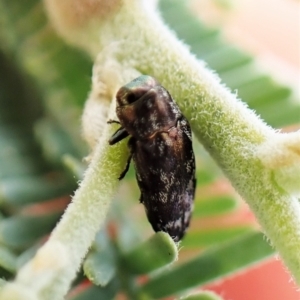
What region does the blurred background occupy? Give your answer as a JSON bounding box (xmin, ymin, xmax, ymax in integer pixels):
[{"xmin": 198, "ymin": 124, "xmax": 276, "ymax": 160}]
[{"xmin": 193, "ymin": 0, "xmax": 300, "ymax": 86}]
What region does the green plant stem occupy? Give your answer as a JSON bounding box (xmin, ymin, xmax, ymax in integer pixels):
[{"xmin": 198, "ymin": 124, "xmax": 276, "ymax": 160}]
[
  {"xmin": 43, "ymin": 0, "xmax": 300, "ymax": 283},
  {"xmin": 0, "ymin": 106, "xmax": 129, "ymax": 299}
]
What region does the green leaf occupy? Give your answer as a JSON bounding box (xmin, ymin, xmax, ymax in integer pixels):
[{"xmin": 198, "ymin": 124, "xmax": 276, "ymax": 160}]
[
  {"xmin": 179, "ymin": 291, "xmax": 224, "ymax": 300},
  {"xmin": 121, "ymin": 232, "xmax": 178, "ymax": 275},
  {"xmin": 0, "ymin": 212, "xmax": 61, "ymax": 249},
  {"xmin": 0, "ymin": 0, "xmax": 92, "ymax": 154},
  {"xmin": 182, "ymin": 226, "xmax": 252, "ymax": 248},
  {"xmin": 202, "ymin": 45, "xmax": 253, "ymax": 72},
  {"xmin": 0, "ymin": 51, "xmax": 76, "ymax": 206},
  {"xmin": 0, "ymin": 126, "xmax": 46, "ymax": 178},
  {"xmin": 83, "ymin": 229, "xmax": 117, "ymax": 286},
  {"xmin": 68, "ymin": 280, "xmax": 119, "ymax": 300},
  {"xmin": 84, "ymin": 250, "xmax": 116, "ymax": 287},
  {"xmin": 0, "ymin": 154, "xmax": 45, "ymax": 179},
  {"xmin": 195, "ymin": 169, "xmax": 217, "ymax": 186},
  {"xmin": 193, "ymin": 196, "xmax": 238, "ymax": 217},
  {"xmin": 0, "ymin": 245, "xmax": 17, "ymax": 273},
  {"xmin": 0, "ymin": 278, "xmax": 6, "ymax": 288},
  {"xmin": 138, "ymin": 231, "xmax": 275, "ymax": 299},
  {"xmin": 62, "ymin": 155, "xmax": 86, "ymax": 180},
  {"xmin": 0, "ymin": 175, "xmax": 74, "ymax": 206},
  {"xmin": 16, "ymin": 243, "xmax": 40, "ymax": 269},
  {"xmin": 34, "ymin": 118, "xmax": 82, "ymax": 166},
  {"xmin": 116, "ymin": 216, "xmax": 144, "ymax": 251}
]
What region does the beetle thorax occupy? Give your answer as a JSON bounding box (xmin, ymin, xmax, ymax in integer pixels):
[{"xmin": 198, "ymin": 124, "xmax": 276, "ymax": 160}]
[{"xmin": 117, "ymin": 88, "xmax": 180, "ymax": 140}]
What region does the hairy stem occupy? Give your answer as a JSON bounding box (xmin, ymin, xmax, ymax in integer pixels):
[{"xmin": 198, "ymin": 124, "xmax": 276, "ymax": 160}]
[{"xmin": 0, "ymin": 101, "xmax": 129, "ymax": 300}]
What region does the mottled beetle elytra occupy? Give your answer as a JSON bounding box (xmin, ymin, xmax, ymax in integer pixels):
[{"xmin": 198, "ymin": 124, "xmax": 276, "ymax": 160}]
[{"xmin": 109, "ymin": 75, "xmax": 196, "ymax": 242}]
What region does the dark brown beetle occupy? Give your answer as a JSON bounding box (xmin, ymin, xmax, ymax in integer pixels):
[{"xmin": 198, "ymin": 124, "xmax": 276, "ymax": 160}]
[{"xmin": 109, "ymin": 75, "xmax": 196, "ymax": 242}]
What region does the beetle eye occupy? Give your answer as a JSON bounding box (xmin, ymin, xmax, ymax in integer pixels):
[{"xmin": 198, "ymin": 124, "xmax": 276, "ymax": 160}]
[
  {"xmin": 126, "ymin": 92, "xmax": 137, "ymax": 104},
  {"xmin": 116, "ymin": 88, "xmax": 136, "ymax": 105}
]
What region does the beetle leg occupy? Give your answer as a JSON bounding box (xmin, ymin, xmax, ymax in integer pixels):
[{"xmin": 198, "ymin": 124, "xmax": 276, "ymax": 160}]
[
  {"xmin": 118, "ymin": 136, "xmax": 136, "ymax": 180},
  {"xmin": 119, "ymin": 153, "xmax": 132, "ymax": 180},
  {"xmin": 109, "ymin": 127, "xmax": 129, "ymax": 145},
  {"xmin": 107, "ymin": 119, "xmax": 121, "ymax": 125}
]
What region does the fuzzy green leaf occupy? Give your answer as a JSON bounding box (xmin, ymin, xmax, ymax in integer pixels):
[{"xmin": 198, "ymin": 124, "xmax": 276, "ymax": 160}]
[
  {"xmin": 85, "ymin": 219, "xmax": 126, "ymax": 287},
  {"xmin": 121, "ymin": 232, "xmax": 178, "ymax": 275},
  {"xmin": 139, "ymin": 231, "xmax": 275, "ymax": 298},
  {"xmin": 84, "ymin": 250, "xmax": 116, "ymax": 287}
]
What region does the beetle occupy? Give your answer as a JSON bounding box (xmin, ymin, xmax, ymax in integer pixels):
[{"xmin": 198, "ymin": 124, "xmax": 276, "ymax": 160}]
[{"xmin": 109, "ymin": 75, "xmax": 196, "ymax": 242}]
